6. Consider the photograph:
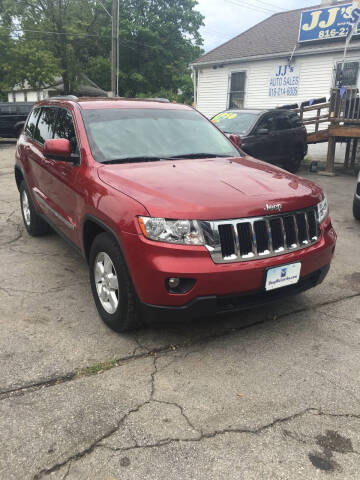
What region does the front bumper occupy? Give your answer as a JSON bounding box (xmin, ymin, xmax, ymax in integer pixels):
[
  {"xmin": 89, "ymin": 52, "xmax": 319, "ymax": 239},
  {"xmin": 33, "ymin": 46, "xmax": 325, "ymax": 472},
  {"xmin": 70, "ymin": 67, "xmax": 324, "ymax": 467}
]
[
  {"xmin": 141, "ymin": 265, "xmax": 330, "ymax": 321},
  {"xmin": 121, "ymin": 217, "xmax": 336, "ymax": 308}
]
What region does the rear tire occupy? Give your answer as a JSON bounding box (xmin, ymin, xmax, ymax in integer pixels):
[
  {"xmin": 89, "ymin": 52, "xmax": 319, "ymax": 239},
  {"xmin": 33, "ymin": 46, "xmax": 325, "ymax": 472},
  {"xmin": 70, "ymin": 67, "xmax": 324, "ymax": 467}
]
[
  {"xmin": 89, "ymin": 232, "xmax": 142, "ymax": 332},
  {"xmin": 20, "ymin": 181, "xmax": 50, "ymax": 236},
  {"xmin": 285, "ymin": 146, "xmax": 304, "ymax": 173},
  {"xmin": 353, "ymin": 198, "xmax": 360, "ymax": 220}
]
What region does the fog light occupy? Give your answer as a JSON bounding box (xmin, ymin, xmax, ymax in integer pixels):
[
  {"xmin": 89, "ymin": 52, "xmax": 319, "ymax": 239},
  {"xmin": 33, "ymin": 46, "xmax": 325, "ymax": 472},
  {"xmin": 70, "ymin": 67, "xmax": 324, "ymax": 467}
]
[{"xmin": 168, "ymin": 277, "xmax": 180, "ymax": 289}]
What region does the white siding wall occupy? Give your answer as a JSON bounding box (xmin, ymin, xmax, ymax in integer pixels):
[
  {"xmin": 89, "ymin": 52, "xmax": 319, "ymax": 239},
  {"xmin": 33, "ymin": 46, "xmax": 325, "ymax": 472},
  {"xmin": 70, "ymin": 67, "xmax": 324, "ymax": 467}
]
[
  {"xmin": 15, "ymin": 92, "xmax": 25, "ymax": 102},
  {"xmin": 196, "ymin": 50, "xmax": 360, "ymax": 119},
  {"xmin": 8, "ymin": 90, "xmax": 49, "ymax": 103}
]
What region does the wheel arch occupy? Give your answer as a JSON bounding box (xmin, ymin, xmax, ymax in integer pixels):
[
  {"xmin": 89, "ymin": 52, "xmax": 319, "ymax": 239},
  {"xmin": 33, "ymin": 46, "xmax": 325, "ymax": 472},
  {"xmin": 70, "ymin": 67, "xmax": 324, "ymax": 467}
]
[
  {"xmin": 14, "ymin": 165, "xmax": 24, "ymax": 191},
  {"xmin": 82, "ymin": 214, "xmax": 138, "ymax": 297},
  {"xmin": 82, "ymin": 214, "xmax": 126, "ymax": 264}
]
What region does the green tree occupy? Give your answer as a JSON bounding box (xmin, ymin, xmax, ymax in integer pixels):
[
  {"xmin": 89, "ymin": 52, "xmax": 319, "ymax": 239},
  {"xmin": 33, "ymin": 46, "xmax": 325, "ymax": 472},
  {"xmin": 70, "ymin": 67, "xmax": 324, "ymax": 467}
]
[
  {"xmin": 1, "ymin": 0, "xmax": 203, "ymax": 98},
  {"xmin": 112, "ymin": 0, "xmax": 203, "ymax": 98},
  {"xmin": 0, "ymin": 14, "xmax": 14, "ymax": 99}
]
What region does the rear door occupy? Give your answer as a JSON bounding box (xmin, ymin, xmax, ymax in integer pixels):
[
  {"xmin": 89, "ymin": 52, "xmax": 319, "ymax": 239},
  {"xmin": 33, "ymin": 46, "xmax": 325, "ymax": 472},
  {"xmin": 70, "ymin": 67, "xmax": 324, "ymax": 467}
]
[
  {"xmin": 24, "ymin": 106, "xmax": 59, "ymax": 216},
  {"xmin": 273, "ymin": 111, "xmax": 296, "ymax": 161},
  {"xmin": 21, "ymin": 107, "xmax": 44, "ymax": 195}
]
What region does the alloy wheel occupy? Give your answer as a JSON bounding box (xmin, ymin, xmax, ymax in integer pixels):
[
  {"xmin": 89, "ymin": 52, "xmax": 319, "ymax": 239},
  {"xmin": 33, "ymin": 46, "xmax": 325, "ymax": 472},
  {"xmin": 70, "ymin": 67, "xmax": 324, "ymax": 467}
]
[{"xmin": 94, "ymin": 251, "xmax": 119, "ymax": 314}]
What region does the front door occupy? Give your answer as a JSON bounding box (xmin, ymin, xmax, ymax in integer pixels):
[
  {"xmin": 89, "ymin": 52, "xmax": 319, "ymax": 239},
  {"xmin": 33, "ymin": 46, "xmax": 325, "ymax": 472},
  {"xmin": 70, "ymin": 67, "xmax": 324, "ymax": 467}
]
[{"xmin": 246, "ymin": 113, "xmax": 280, "ymax": 163}]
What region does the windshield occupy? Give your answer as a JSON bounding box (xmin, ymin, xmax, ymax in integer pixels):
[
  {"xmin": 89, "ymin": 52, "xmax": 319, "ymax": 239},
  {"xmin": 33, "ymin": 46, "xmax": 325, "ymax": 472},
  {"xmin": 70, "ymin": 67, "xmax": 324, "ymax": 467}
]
[
  {"xmin": 212, "ymin": 111, "xmax": 259, "ymax": 135},
  {"xmin": 82, "ymin": 108, "xmax": 240, "ymax": 163}
]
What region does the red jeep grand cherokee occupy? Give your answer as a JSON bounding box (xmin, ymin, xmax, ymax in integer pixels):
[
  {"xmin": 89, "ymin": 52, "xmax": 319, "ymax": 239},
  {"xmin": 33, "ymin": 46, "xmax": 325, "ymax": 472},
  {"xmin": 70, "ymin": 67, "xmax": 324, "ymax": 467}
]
[{"xmin": 15, "ymin": 97, "xmax": 336, "ymax": 331}]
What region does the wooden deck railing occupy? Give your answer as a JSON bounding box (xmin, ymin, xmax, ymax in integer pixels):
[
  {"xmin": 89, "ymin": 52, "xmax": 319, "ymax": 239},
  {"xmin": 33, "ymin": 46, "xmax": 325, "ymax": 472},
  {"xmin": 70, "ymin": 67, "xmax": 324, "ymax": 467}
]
[
  {"xmin": 329, "ymin": 87, "xmax": 360, "ymax": 124},
  {"xmin": 290, "ymin": 88, "xmax": 360, "ymax": 172},
  {"xmin": 294, "ymin": 102, "xmax": 330, "ymax": 133}
]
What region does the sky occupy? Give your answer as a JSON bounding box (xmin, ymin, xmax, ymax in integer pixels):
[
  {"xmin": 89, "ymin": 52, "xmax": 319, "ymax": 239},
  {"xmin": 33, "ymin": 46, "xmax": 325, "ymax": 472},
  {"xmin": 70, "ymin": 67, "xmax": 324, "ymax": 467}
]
[{"xmin": 196, "ymin": 0, "xmax": 320, "ymax": 52}]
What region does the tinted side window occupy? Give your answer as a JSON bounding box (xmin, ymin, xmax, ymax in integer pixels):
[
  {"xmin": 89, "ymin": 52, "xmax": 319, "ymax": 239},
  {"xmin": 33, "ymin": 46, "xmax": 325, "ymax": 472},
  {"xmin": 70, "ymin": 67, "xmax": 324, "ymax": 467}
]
[
  {"xmin": 53, "ymin": 109, "xmax": 78, "ymax": 153},
  {"xmin": 258, "ymin": 115, "xmax": 277, "ymax": 131},
  {"xmin": 34, "ymin": 107, "xmax": 58, "ymax": 144},
  {"xmin": 288, "ymin": 113, "xmax": 303, "ymax": 128},
  {"xmin": 25, "ymin": 108, "xmax": 41, "ymax": 138},
  {"xmin": 275, "ymin": 114, "xmax": 292, "ymax": 131}
]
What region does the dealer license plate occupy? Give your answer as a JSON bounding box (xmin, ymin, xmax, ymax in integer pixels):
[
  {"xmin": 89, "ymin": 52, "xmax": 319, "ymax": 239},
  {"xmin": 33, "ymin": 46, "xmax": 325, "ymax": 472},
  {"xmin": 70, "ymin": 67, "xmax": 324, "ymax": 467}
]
[{"xmin": 265, "ymin": 263, "xmax": 301, "ymax": 291}]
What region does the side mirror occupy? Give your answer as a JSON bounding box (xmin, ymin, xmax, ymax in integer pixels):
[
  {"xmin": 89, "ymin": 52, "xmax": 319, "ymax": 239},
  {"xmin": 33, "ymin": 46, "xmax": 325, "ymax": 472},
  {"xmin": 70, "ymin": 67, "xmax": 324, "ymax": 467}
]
[
  {"xmin": 229, "ymin": 134, "xmax": 242, "ymax": 148},
  {"xmin": 44, "ymin": 139, "xmax": 71, "ymax": 161},
  {"xmin": 256, "ymin": 128, "xmax": 269, "ymax": 136}
]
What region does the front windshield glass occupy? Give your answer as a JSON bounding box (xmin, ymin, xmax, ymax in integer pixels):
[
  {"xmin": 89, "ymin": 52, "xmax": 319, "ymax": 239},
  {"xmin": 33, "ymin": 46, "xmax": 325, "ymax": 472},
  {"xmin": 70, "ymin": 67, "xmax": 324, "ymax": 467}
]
[
  {"xmin": 82, "ymin": 108, "xmax": 240, "ymax": 163},
  {"xmin": 212, "ymin": 111, "xmax": 259, "ymax": 135}
]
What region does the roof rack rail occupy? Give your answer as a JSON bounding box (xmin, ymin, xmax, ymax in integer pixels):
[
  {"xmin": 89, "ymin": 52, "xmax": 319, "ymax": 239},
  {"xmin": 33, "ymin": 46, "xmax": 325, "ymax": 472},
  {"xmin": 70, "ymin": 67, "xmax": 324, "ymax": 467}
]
[
  {"xmin": 49, "ymin": 95, "xmax": 79, "ymax": 101},
  {"xmin": 147, "ymin": 97, "xmax": 170, "ymax": 103}
]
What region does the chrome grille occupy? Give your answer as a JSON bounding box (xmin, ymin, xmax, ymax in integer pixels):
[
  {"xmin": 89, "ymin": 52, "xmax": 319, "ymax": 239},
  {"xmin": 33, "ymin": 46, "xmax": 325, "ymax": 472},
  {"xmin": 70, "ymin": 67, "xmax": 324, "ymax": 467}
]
[{"xmin": 200, "ymin": 206, "xmax": 321, "ymax": 264}]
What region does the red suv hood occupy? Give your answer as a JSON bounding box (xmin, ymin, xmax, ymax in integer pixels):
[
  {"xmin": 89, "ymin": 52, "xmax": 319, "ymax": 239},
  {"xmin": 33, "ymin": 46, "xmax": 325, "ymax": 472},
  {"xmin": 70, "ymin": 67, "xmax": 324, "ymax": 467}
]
[{"xmin": 98, "ymin": 156, "xmax": 322, "ymax": 220}]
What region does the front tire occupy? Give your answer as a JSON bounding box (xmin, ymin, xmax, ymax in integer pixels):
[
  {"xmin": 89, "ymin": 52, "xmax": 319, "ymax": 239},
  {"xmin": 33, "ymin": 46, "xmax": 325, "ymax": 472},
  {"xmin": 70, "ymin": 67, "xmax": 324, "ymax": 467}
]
[
  {"xmin": 353, "ymin": 197, "xmax": 360, "ymax": 220},
  {"xmin": 285, "ymin": 146, "xmax": 304, "ymax": 173},
  {"xmin": 89, "ymin": 233, "xmax": 142, "ymax": 332},
  {"xmin": 20, "ymin": 181, "xmax": 50, "ymax": 236}
]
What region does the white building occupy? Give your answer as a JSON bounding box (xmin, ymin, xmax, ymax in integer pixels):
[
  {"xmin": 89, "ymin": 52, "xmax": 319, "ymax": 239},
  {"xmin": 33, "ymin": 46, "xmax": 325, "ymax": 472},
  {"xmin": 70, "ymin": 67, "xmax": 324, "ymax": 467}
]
[
  {"xmin": 191, "ymin": 0, "xmax": 360, "ymax": 119},
  {"xmin": 8, "ymin": 75, "xmax": 108, "ymax": 103}
]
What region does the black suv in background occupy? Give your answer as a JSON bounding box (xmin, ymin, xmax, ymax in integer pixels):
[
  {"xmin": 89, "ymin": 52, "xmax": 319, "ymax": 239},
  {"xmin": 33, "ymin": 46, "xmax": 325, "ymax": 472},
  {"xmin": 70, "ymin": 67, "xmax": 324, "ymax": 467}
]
[
  {"xmin": 212, "ymin": 108, "xmax": 308, "ymax": 173},
  {"xmin": 0, "ymin": 103, "xmax": 33, "ymax": 139}
]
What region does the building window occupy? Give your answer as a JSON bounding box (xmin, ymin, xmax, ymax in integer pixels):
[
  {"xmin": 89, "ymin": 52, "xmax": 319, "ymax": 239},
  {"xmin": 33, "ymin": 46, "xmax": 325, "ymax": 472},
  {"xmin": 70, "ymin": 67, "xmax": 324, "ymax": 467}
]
[
  {"xmin": 228, "ymin": 72, "xmax": 246, "ymax": 109},
  {"xmin": 12, "ymin": 93, "xmax": 16, "ymax": 103},
  {"xmin": 336, "ymin": 62, "xmax": 359, "ymax": 87}
]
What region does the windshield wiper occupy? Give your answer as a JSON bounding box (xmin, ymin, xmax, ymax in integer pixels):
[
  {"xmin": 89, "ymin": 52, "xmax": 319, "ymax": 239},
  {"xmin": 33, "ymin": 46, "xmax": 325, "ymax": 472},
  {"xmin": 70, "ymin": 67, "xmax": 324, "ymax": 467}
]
[
  {"xmin": 168, "ymin": 153, "xmax": 233, "ymax": 159},
  {"xmin": 101, "ymin": 156, "xmax": 164, "ymax": 165}
]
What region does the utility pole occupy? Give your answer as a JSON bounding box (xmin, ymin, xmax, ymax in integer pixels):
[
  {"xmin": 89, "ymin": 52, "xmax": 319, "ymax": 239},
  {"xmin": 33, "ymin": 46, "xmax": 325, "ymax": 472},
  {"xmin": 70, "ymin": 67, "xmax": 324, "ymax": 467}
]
[{"xmin": 111, "ymin": 0, "xmax": 118, "ymax": 96}]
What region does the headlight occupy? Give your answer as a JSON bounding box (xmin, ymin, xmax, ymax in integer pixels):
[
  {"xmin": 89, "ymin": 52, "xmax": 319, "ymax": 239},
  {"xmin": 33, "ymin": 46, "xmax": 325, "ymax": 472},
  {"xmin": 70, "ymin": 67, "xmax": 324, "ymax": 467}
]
[
  {"xmin": 317, "ymin": 195, "xmax": 329, "ymax": 223},
  {"xmin": 138, "ymin": 217, "xmax": 205, "ymax": 245}
]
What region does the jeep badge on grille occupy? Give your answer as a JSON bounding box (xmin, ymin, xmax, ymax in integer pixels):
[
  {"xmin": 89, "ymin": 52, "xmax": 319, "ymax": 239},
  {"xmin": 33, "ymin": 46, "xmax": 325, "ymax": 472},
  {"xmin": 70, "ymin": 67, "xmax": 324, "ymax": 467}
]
[{"xmin": 265, "ymin": 203, "xmax": 283, "ymax": 212}]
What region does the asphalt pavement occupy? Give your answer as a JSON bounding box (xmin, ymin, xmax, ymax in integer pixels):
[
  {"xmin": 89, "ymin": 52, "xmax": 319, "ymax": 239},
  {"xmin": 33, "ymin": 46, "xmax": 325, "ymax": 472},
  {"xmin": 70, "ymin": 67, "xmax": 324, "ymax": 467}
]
[{"xmin": 0, "ymin": 142, "xmax": 359, "ymax": 479}]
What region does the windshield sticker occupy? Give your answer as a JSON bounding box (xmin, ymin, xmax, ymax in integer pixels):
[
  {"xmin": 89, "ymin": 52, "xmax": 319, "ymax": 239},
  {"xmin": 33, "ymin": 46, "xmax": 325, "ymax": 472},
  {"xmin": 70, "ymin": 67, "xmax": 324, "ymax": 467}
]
[{"xmin": 213, "ymin": 112, "xmax": 238, "ymax": 123}]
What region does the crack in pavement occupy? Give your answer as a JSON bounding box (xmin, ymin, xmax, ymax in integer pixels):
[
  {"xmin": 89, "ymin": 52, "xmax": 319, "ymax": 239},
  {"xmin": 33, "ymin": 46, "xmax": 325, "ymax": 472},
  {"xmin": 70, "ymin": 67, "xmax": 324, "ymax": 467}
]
[
  {"xmin": 1, "ymin": 292, "xmax": 360, "ymax": 401},
  {"xmin": 61, "ymin": 462, "xmax": 71, "ymax": 480},
  {"xmin": 32, "ymin": 401, "xmax": 152, "ymax": 480},
  {"xmin": 33, "ymin": 406, "xmax": 360, "ymax": 479},
  {"xmin": 0, "ymin": 281, "xmax": 89, "ymax": 298},
  {"xmin": 32, "ymin": 358, "xmax": 159, "ymax": 479},
  {"xmin": 30, "ymin": 355, "xmax": 313, "ymax": 479}
]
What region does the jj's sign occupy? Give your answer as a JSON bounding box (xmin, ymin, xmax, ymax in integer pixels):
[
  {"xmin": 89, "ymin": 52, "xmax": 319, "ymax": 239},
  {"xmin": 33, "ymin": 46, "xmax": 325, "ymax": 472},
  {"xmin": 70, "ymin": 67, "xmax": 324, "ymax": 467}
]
[
  {"xmin": 269, "ymin": 64, "xmax": 300, "ymax": 98},
  {"xmin": 299, "ymin": 3, "xmax": 359, "ymax": 43}
]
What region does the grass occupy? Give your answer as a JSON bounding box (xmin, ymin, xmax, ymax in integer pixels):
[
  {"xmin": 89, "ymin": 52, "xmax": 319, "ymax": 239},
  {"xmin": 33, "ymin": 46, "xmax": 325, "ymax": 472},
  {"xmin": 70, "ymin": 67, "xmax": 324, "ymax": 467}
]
[{"xmin": 76, "ymin": 359, "xmax": 120, "ymax": 377}]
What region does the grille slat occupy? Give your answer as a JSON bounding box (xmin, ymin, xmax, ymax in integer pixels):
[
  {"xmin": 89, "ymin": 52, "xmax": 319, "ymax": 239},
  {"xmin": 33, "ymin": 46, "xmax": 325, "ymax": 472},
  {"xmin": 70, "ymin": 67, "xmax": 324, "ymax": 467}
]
[
  {"xmin": 218, "ymin": 224, "xmax": 235, "ymax": 259},
  {"xmin": 270, "ymin": 218, "xmax": 285, "ymax": 251},
  {"xmin": 209, "ymin": 207, "xmax": 320, "ymax": 264},
  {"xmin": 237, "ymin": 223, "xmax": 253, "ymax": 256},
  {"xmin": 296, "ymin": 213, "xmax": 309, "ymax": 244},
  {"xmin": 254, "ymin": 221, "xmax": 269, "ymax": 254},
  {"xmin": 283, "ymin": 216, "xmax": 297, "ymax": 248},
  {"xmin": 307, "ymin": 209, "xmax": 318, "ymax": 240}
]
